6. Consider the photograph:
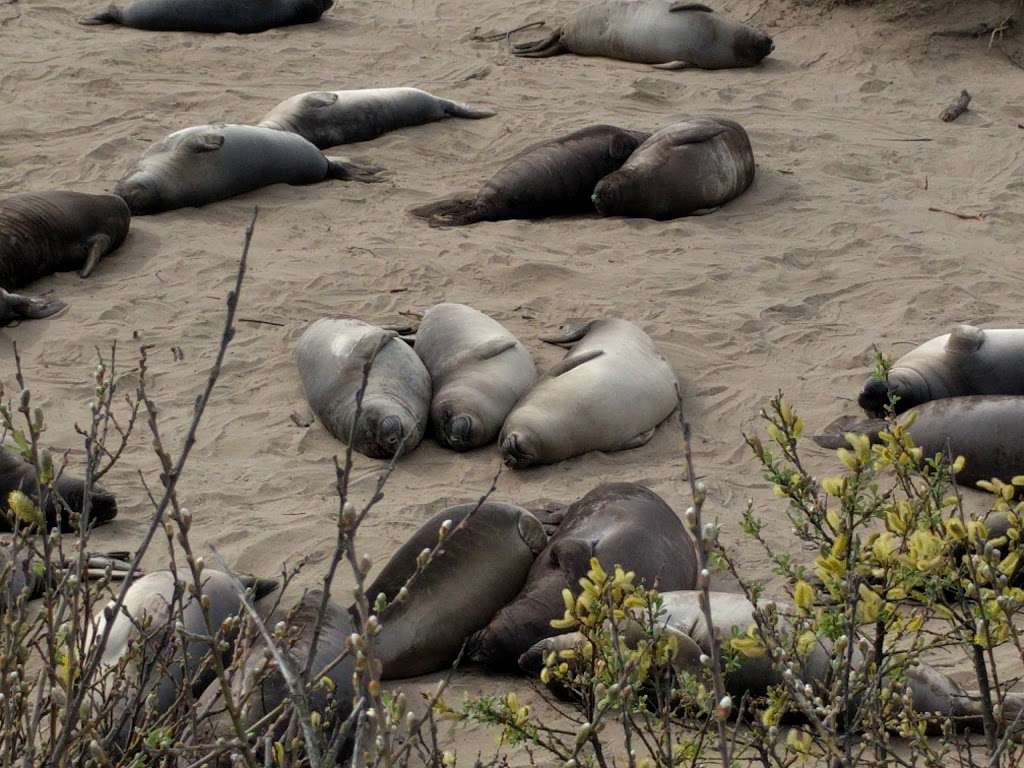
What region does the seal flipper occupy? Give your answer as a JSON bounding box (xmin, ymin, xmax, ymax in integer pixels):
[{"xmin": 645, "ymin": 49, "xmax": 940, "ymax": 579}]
[
  {"xmin": 80, "ymin": 233, "xmax": 112, "ymax": 278},
  {"xmin": 551, "ymin": 538, "xmax": 597, "ymax": 586},
  {"xmin": 945, "ymin": 324, "xmax": 985, "ymax": 354},
  {"xmin": 303, "ymin": 92, "xmax": 340, "ymax": 109},
  {"xmin": 615, "ymin": 427, "xmax": 656, "ymax": 451},
  {"xmin": 441, "ymin": 100, "xmax": 497, "ymax": 120},
  {"xmin": 527, "ymin": 501, "xmax": 569, "ymax": 536},
  {"xmin": 438, "ymin": 338, "xmax": 518, "ymax": 379},
  {"xmin": 0, "ymin": 289, "xmax": 67, "ymax": 324},
  {"xmin": 652, "ymin": 61, "xmax": 693, "ymax": 70},
  {"xmin": 409, "ymin": 195, "xmax": 484, "ymax": 227},
  {"xmin": 325, "ymin": 158, "xmax": 385, "ymax": 183},
  {"xmin": 80, "ymin": 6, "xmax": 122, "ymax": 25},
  {"xmin": 184, "ymin": 133, "xmax": 225, "ymax": 153},
  {"xmin": 812, "ymin": 415, "xmax": 888, "ymax": 449},
  {"xmin": 540, "ymin": 321, "xmax": 595, "ymax": 347},
  {"xmin": 668, "ymin": 3, "xmax": 715, "ymax": 12},
  {"xmin": 511, "ymin": 30, "xmax": 568, "ymax": 58},
  {"xmin": 546, "ymin": 349, "xmax": 604, "ymax": 378}
]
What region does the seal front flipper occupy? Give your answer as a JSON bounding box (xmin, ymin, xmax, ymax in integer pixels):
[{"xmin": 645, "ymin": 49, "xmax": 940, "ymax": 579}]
[
  {"xmin": 668, "ymin": 3, "xmax": 716, "ymax": 12},
  {"xmin": 184, "ymin": 133, "xmax": 226, "ymax": 153},
  {"xmin": 80, "ymin": 6, "xmax": 122, "ymax": 25},
  {"xmin": 0, "ymin": 289, "xmax": 67, "ymax": 324},
  {"xmin": 652, "ymin": 61, "xmax": 693, "ymax": 70},
  {"xmin": 80, "ymin": 233, "xmax": 113, "ymax": 278},
  {"xmin": 551, "ymin": 537, "xmax": 597, "ymax": 586},
  {"xmin": 438, "ymin": 337, "xmax": 518, "ymax": 378},
  {"xmin": 409, "ymin": 195, "xmax": 483, "ymax": 227},
  {"xmin": 545, "ymin": 349, "xmax": 604, "ymax": 378},
  {"xmin": 615, "ymin": 427, "xmax": 656, "ymax": 451},
  {"xmin": 540, "ymin": 320, "xmax": 595, "ymax": 346},
  {"xmin": 812, "ymin": 415, "xmax": 888, "ymax": 449},
  {"xmin": 689, "ymin": 206, "xmax": 720, "ymax": 216},
  {"xmin": 945, "ymin": 324, "xmax": 985, "ymax": 355},
  {"xmin": 303, "ymin": 92, "xmax": 340, "ymax": 109},
  {"xmin": 511, "ymin": 30, "xmax": 568, "ymax": 58},
  {"xmin": 326, "ymin": 158, "xmax": 385, "ymax": 183}
]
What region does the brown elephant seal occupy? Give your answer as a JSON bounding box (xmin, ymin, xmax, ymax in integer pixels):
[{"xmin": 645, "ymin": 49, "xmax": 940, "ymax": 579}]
[
  {"xmin": 499, "ymin": 318, "xmax": 677, "ymax": 468},
  {"xmin": 411, "ymin": 125, "xmax": 648, "ymax": 226},
  {"xmin": 522, "ymin": 590, "xmax": 1024, "ymax": 732},
  {"xmin": 592, "ymin": 117, "xmax": 754, "ymax": 219},
  {"xmin": 859, "ymin": 325, "xmax": 1024, "ymax": 417},
  {"xmin": 408, "ymin": 303, "xmax": 536, "ymax": 450},
  {"xmin": 471, "ymin": 483, "xmax": 698, "ymax": 669},
  {"xmin": 258, "ymin": 88, "xmax": 495, "ymax": 149},
  {"xmin": 82, "ymin": 0, "xmax": 331, "ymax": 33},
  {"xmin": 0, "ymin": 191, "xmax": 130, "ymax": 322},
  {"xmin": 1, "ymin": 446, "xmax": 117, "ymax": 532},
  {"xmin": 510, "ymin": 2, "xmax": 773, "ymax": 69},
  {"xmin": 366, "ymin": 500, "xmax": 547, "ymax": 679},
  {"xmin": 113, "ymin": 124, "xmax": 381, "ymax": 215},
  {"xmin": 296, "ymin": 319, "xmax": 431, "ymax": 460}
]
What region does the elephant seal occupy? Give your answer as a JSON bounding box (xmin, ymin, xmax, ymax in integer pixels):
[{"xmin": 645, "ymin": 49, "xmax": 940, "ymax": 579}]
[
  {"xmin": 409, "ymin": 303, "xmax": 536, "ymax": 450},
  {"xmin": 366, "ymin": 500, "xmax": 547, "ymax": 679},
  {"xmin": 113, "ymin": 124, "xmax": 381, "ymax": 215},
  {"xmin": 471, "ymin": 483, "xmax": 698, "ymax": 669},
  {"xmin": 411, "ymin": 125, "xmax": 648, "ymax": 226},
  {"xmin": 296, "ymin": 319, "xmax": 431, "ymax": 460},
  {"xmin": 592, "ymin": 117, "xmax": 755, "ymax": 219},
  {"xmin": 258, "ymin": 88, "xmax": 496, "ymax": 149},
  {"xmin": 81, "ymin": 0, "xmax": 332, "ymax": 33},
  {"xmin": 859, "ymin": 325, "xmax": 1024, "ymax": 417},
  {"xmin": 522, "ymin": 590, "xmax": 1024, "ymax": 732},
  {"xmin": 510, "ymin": 2, "xmax": 773, "ymax": 69},
  {"xmin": 500, "ymin": 318, "xmax": 677, "ymax": 468},
  {"xmin": 1, "ymin": 446, "xmax": 117, "ymax": 532}
]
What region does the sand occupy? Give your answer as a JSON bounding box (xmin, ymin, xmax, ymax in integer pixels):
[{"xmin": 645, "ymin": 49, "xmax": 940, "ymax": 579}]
[{"xmin": 2, "ymin": 0, "xmax": 1023, "ymax": 758}]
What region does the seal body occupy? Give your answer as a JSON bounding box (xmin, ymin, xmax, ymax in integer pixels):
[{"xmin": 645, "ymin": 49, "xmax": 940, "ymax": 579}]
[
  {"xmin": 500, "ymin": 318, "xmax": 677, "ymax": 468},
  {"xmin": 411, "ymin": 125, "xmax": 649, "ymax": 226},
  {"xmin": 296, "ymin": 319, "xmax": 431, "ymax": 459},
  {"xmin": 259, "ymin": 88, "xmax": 495, "ymax": 149},
  {"xmin": 592, "ymin": 117, "xmax": 754, "ymax": 219},
  {"xmin": 472, "ymin": 483, "xmax": 698, "ymax": 668},
  {"xmin": 113, "ymin": 124, "xmax": 381, "ymax": 214},
  {"xmin": 367, "ymin": 501, "xmax": 547, "ymax": 678},
  {"xmin": 81, "ymin": 0, "xmax": 332, "ymax": 33},
  {"xmin": 514, "ymin": 2, "xmax": 774, "ymax": 69},
  {"xmin": 859, "ymin": 326, "xmax": 1024, "ymax": 416},
  {"xmin": 413, "ymin": 303, "xmax": 536, "ymax": 450}
]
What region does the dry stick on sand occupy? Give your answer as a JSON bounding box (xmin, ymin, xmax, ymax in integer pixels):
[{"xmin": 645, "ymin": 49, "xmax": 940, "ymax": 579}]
[
  {"xmin": 940, "ymin": 90, "xmax": 972, "ymax": 122},
  {"xmin": 928, "ymin": 206, "xmax": 985, "ymax": 222}
]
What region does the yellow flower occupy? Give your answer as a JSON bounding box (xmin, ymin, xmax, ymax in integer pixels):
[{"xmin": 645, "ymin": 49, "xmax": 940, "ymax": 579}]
[
  {"xmin": 730, "ymin": 624, "xmax": 765, "ymax": 659},
  {"xmin": 793, "ymin": 580, "xmax": 815, "ymax": 611},
  {"xmin": 7, "ymin": 491, "xmax": 43, "ymax": 527},
  {"xmin": 796, "ymin": 631, "xmax": 817, "ymax": 659},
  {"xmin": 872, "ymin": 532, "xmax": 899, "ymax": 564},
  {"xmin": 998, "ymin": 551, "xmax": 1020, "ymax": 578},
  {"xmin": 944, "ymin": 517, "xmax": 967, "ymax": 540},
  {"xmin": 908, "ymin": 530, "xmax": 944, "ymax": 572},
  {"xmin": 821, "ymin": 476, "xmax": 845, "ymax": 497},
  {"xmin": 857, "ymin": 584, "xmax": 883, "ymax": 624}
]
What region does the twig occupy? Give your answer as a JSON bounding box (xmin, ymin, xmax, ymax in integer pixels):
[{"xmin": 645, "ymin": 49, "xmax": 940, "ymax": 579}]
[
  {"xmin": 928, "ymin": 206, "xmax": 985, "ymax": 221},
  {"xmin": 940, "ymin": 90, "xmax": 972, "ymax": 122},
  {"xmin": 238, "ymin": 318, "xmax": 285, "ymax": 327}
]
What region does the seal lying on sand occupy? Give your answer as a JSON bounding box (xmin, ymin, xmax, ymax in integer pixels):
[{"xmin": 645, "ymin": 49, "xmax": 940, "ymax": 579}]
[
  {"xmin": 592, "ymin": 118, "xmax": 755, "ymax": 219},
  {"xmin": 500, "ymin": 318, "xmax": 677, "ymax": 468},
  {"xmin": 296, "ymin": 319, "xmax": 431, "ymax": 459},
  {"xmin": 509, "ymin": 2, "xmax": 773, "ymax": 69},
  {"xmin": 259, "ymin": 87, "xmax": 495, "ymax": 149},
  {"xmin": 81, "ymin": 0, "xmax": 332, "ymax": 34},
  {"xmin": 0, "ymin": 191, "xmax": 130, "ymax": 321},
  {"xmin": 367, "ymin": 501, "xmax": 546, "ymax": 679},
  {"xmin": 114, "ymin": 124, "xmax": 381, "ymax": 214},
  {"xmin": 1, "ymin": 446, "xmax": 117, "ymax": 531},
  {"xmin": 858, "ymin": 325, "xmax": 1024, "ymax": 417},
  {"xmin": 522, "ymin": 590, "xmax": 1024, "ymax": 732},
  {"xmin": 408, "ymin": 303, "xmax": 536, "ymax": 450},
  {"xmin": 411, "ymin": 125, "xmax": 648, "ymax": 226},
  {"xmin": 471, "ymin": 483, "xmax": 697, "ymax": 668}
]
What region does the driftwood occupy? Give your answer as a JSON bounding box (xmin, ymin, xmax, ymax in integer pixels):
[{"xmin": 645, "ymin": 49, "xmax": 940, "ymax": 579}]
[{"xmin": 940, "ymin": 90, "xmax": 971, "ymax": 122}]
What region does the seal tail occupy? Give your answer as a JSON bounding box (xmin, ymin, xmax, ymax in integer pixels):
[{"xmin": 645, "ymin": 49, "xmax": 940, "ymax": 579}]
[
  {"xmin": 441, "ymin": 100, "xmax": 497, "ymax": 120},
  {"xmin": 409, "ymin": 196, "xmax": 485, "ymax": 227},
  {"xmin": 512, "ymin": 30, "xmax": 567, "ymax": 58},
  {"xmin": 324, "ymin": 158, "xmax": 385, "ymax": 183},
  {"xmin": 80, "ymin": 6, "xmax": 121, "ymax": 25}
]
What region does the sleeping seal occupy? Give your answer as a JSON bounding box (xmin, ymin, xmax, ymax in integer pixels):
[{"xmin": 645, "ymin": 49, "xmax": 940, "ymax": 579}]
[
  {"xmin": 296, "ymin": 319, "xmax": 431, "ymax": 460},
  {"xmin": 499, "ymin": 318, "xmax": 677, "ymax": 468},
  {"xmin": 410, "ymin": 303, "xmax": 536, "ymax": 450},
  {"xmin": 411, "ymin": 125, "xmax": 648, "ymax": 226},
  {"xmin": 114, "ymin": 124, "xmax": 381, "ymax": 215},
  {"xmin": 0, "ymin": 191, "xmax": 131, "ymax": 321},
  {"xmin": 258, "ymin": 87, "xmax": 495, "ymax": 149},
  {"xmin": 510, "ymin": 2, "xmax": 773, "ymax": 69},
  {"xmin": 81, "ymin": 0, "xmax": 332, "ymax": 34},
  {"xmin": 367, "ymin": 500, "xmax": 546, "ymax": 679},
  {"xmin": 471, "ymin": 483, "xmax": 698, "ymax": 669},
  {"xmin": 592, "ymin": 117, "xmax": 755, "ymax": 219},
  {"xmin": 859, "ymin": 325, "xmax": 1024, "ymax": 417}
]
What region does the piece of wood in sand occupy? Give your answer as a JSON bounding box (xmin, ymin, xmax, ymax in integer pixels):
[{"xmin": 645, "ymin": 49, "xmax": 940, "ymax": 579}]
[{"xmin": 940, "ymin": 90, "xmax": 971, "ymax": 122}]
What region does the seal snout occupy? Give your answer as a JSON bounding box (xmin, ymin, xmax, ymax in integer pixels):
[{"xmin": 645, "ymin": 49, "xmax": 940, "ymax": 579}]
[
  {"xmin": 379, "ymin": 414, "xmax": 406, "ymax": 453},
  {"xmin": 857, "ymin": 378, "xmax": 893, "ymax": 417},
  {"xmin": 443, "ymin": 414, "xmax": 474, "ymax": 450},
  {"xmin": 591, "ymin": 181, "xmax": 617, "ymax": 216},
  {"xmin": 501, "ymin": 432, "xmax": 533, "ymax": 469}
]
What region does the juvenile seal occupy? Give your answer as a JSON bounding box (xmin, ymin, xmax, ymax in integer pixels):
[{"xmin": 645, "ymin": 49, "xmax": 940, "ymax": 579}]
[
  {"xmin": 296, "ymin": 319, "xmax": 431, "ymax": 459},
  {"xmin": 1, "ymin": 446, "xmax": 117, "ymax": 531},
  {"xmin": 592, "ymin": 117, "xmax": 755, "ymax": 219},
  {"xmin": 471, "ymin": 483, "xmax": 697, "ymax": 669},
  {"xmin": 114, "ymin": 124, "xmax": 381, "ymax": 215},
  {"xmin": 411, "ymin": 125, "xmax": 648, "ymax": 226},
  {"xmin": 500, "ymin": 318, "xmax": 677, "ymax": 468},
  {"xmin": 859, "ymin": 325, "xmax": 1024, "ymax": 417},
  {"xmin": 0, "ymin": 191, "xmax": 131, "ymax": 321},
  {"xmin": 410, "ymin": 303, "xmax": 536, "ymax": 450},
  {"xmin": 81, "ymin": 0, "xmax": 332, "ymax": 33},
  {"xmin": 510, "ymin": 2, "xmax": 773, "ymax": 69},
  {"xmin": 366, "ymin": 500, "xmax": 547, "ymax": 679},
  {"xmin": 258, "ymin": 87, "xmax": 496, "ymax": 149}
]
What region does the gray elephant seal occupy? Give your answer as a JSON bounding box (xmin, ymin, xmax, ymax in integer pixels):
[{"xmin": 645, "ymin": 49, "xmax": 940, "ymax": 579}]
[
  {"xmin": 296, "ymin": 319, "xmax": 431, "ymax": 460},
  {"xmin": 366, "ymin": 501, "xmax": 546, "ymax": 679},
  {"xmin": 859, "ymin": 325, "xmax": 1024, "ymax": 417},
  {"xmin": 410, "ymin": 303, "xmax": 536, "ymax": 450},
  {"xmin": 471, "ymin": 483, "xmax": 698, "ymax": 669},
  {"xmin": 0, "ymin": 191, "xmax": 130, "ymax": 321},
  {"xmin": 258, "ymin": 88, "xmax": 496, "ymax": 149},
  {"xmin": 522, "ymin": 590, "xmax": 1024, "ymax": 732},
  {"xmin": 500, "ymin": 318, "xmax": 677, "ymax": 468},
  {"xmin": 82, "ymin": 0, "xmax": 332, "ymax": 33},
  {"xmin": 510, "ymin": 2, "xmax": 773, "ymax": 69},
  {"xmin": 411, "ymin": 125, "xmax": 648, "ymax": 226},
  {"xmin": 1, "ymin": 446, "xmax": 117, "ymax": 532},
  {"xmin": 593, "ymin": 118, "xmax": 754, "ymax": 219},
  {"xmin": 114, "ymin": 124, "xmax": 381, "ymax": 215}
]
